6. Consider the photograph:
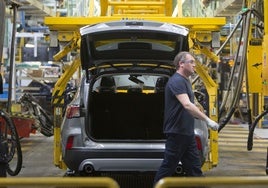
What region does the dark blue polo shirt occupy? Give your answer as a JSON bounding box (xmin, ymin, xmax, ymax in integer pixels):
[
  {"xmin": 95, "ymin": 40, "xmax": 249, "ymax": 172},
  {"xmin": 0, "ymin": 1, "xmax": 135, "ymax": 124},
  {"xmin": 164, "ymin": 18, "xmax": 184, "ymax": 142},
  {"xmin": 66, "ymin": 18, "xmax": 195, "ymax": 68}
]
[{"xmin": 163, "ymin": 73, "xmax": 195, "ymax": 135}]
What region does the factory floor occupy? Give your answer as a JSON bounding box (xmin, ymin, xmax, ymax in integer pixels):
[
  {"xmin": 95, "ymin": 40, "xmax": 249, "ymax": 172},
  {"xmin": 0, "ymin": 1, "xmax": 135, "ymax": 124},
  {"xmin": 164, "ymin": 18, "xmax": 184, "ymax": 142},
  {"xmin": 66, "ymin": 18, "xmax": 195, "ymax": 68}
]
[{"xmin": 6, "ymin": 123, "xmax": 268, "ymax": 188}]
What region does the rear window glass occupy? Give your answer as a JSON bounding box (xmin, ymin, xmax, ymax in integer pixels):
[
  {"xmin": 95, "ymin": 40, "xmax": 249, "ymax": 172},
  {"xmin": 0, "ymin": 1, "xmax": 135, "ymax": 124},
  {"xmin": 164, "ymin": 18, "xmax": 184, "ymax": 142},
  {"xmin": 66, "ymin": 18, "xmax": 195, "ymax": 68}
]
[
  {"xmin": 95, "ymin": 39, "xmax": 175, "ymax": 52},
  {"xmin": 93, "ymin": 74, "xmax": 168, "ymax": 93}
]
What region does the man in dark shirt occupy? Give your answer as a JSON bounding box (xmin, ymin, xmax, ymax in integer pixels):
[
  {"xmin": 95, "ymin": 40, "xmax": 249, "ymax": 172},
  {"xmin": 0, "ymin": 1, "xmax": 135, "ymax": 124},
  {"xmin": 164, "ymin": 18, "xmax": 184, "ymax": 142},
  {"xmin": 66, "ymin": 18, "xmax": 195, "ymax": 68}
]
[{"xmin": 154, "ymin": 51, "xmax": 219, "ymax": 184}]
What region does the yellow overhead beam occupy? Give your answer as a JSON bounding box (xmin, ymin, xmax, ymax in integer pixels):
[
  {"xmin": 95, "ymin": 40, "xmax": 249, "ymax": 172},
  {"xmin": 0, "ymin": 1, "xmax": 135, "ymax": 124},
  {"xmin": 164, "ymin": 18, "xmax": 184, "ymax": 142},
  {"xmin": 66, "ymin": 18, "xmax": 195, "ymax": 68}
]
[{"xmin": 44, "ymin": 16, "xmax": 226, "ymax": 31}]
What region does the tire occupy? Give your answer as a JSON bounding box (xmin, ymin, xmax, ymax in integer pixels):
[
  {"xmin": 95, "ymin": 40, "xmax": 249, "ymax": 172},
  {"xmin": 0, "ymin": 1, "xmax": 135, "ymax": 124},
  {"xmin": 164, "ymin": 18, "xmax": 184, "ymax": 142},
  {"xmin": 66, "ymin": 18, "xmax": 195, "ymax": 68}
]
[{"xmin": 0, "ymin": 110, "xmax": 23, "ymax": 176}]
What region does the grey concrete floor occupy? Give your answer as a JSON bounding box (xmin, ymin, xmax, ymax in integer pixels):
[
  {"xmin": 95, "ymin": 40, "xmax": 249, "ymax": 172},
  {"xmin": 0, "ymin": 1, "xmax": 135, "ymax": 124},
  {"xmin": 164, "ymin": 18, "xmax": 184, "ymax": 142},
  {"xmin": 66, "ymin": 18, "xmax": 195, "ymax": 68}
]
[
  {"xmin": 5, "ymin": 124, "xmax": 268, "ymax": 188},
  {"xmin": 12, "ymin": 133, "xmax": 65, "ymax": 177},
  {"xmin": 205, "ymin": 124, "xmax": 268, "ymax": 177}
]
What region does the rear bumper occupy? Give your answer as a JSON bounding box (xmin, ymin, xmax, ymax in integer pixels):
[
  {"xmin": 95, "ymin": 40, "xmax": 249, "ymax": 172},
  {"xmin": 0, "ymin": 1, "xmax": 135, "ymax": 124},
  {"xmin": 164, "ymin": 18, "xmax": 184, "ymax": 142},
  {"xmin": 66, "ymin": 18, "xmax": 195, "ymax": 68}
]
[
  {"xmin": 79, "ymin": 158, "xmax": 163, "ymax": 172},
  {"xmin": 64, "ymin": 148, "xmax": 164, "ymax": 172}
]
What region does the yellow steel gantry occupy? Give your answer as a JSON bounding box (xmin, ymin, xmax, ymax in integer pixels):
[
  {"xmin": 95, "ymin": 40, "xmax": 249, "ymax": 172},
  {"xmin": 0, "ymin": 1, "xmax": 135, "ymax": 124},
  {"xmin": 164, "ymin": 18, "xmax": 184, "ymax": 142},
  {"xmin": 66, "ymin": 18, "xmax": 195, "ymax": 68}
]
[{"xmin": 45, "ymin": 0, "xmax": 226, "ymax": 171}]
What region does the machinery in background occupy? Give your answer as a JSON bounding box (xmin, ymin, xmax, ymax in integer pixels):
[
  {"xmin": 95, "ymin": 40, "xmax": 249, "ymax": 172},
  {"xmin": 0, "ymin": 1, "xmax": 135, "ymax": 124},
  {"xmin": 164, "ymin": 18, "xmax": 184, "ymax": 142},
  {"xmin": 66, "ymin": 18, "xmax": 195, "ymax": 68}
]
[{"xmin": 17, "ymin": 93, "xmax": 54, "ymax": 137}]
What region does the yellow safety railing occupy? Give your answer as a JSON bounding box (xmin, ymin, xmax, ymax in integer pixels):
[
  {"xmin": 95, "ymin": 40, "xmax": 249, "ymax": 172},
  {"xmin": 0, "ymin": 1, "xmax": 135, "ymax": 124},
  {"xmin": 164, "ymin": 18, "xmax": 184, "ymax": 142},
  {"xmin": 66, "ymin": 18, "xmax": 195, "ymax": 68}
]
[
  {"xmin": 155, "ymin": 176, "xmax": 268, "ymax": 188},
  {"xmin": 0, "ymin": 177, "xmax": 119, "ymax": 188}
]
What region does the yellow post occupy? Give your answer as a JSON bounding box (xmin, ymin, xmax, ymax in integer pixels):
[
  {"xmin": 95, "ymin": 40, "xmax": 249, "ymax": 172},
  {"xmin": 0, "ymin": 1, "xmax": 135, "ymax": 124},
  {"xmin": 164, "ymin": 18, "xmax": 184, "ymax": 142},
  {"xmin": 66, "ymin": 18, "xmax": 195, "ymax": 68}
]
[
  {"xmin": 195, "ymin": 61, "xmax": 219, "ymax": 168},
  {"xmin": 165, "ymin": 0, "xmax": 173, "ymax": 16},
  {"xmin": 52, "ymin": 57, "xmax": 81, "ymax": 169},
  {"xmin": 263, "ymin": 0, "xmax": 268, "ymax": 96},
  {"xmin": 260, "ymin": 0, "xmax": 268, "ymax": 127},
  {"xmin": 100, "ymin": 0, "xmax": 108, "ymax": 16}
]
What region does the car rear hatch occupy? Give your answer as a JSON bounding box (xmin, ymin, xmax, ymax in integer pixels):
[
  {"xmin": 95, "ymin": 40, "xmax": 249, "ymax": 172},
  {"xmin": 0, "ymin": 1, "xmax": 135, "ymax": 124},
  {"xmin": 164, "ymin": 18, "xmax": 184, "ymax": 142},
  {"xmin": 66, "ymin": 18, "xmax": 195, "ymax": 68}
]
[
  {"xmin": 80, "ymin": 20, "xmax": 189, "ymax": 78},
  {"xmin": 79, "ymin": 20, "xmax": 189, "ymax": 142}
]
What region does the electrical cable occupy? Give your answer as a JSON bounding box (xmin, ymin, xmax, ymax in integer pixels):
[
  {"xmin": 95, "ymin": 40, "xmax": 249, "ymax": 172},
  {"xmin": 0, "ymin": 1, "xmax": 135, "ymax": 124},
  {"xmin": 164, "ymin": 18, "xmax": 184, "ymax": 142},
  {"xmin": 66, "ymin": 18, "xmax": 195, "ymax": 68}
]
[
  {"xmin": 237, "ymin": 8, "xmax": 253, "ymax": 129},
  {"xmin": 247, "ymin": 105, "xmax": 268, "ymax": 151},
  {"xmin": 216, "ymin": 17, "xmax": 243, "ymax": 56},
  {"xmin": 218, "ymin": 9, "xmax": 252, "ymax": 131},
  {"xmin": 219, "ymin": 23, "xmax": 243, "ymax": 117}
]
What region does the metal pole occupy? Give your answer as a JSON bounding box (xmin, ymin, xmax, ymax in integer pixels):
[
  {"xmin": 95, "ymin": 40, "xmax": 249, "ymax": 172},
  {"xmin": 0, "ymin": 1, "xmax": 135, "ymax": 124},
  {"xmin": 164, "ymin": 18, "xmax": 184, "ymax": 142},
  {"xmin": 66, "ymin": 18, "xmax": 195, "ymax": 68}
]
[
  {"xmin": 0, "ymin": 0, "xmax": 7, "ymax": 178},
  {"xmin": 7, "ymin": 3, "xmax": 19, "ymax": 113},
  {"xmin": 0, "ymin": 0, "xmax": 5, "ymax": 63}
]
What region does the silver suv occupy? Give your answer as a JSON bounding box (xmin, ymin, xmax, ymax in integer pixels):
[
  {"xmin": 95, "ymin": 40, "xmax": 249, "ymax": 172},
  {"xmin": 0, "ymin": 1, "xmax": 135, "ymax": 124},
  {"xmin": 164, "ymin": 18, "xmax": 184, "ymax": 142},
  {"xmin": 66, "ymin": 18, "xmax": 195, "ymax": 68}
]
[{"xmin": 61, "ymin": 20, "xmax": 209, "ymax": 176}]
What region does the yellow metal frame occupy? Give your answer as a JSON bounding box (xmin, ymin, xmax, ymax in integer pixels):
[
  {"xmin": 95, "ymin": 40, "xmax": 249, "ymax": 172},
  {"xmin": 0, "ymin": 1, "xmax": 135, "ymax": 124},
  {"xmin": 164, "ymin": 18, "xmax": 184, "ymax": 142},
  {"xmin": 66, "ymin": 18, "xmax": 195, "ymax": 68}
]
[
  {"xmin": 46, "ymin": 0, "xmax": 226, "ymax": 171},
  {"xmin": 44, "ymin": 16, "xmax": 225, "ymax": 32},
  {"xmin": 53, "ymin": 32, "xmax": 80, "ymax": 62},
  {"xmin": 52, "ymin": 56, "xmax": 81, "ymax": 169},
  {"xmin": 195, "ymin": 60, "xmax": 219, "ymax": 169}
]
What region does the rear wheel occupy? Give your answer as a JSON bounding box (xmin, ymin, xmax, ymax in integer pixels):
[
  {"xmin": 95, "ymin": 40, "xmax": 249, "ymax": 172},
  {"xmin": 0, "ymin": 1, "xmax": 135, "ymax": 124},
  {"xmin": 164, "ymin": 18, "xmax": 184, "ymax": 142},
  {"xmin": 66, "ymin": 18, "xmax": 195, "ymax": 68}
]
[{"xmin": 0, "ymin": 110, "xmax": 22, "ymax": 176}]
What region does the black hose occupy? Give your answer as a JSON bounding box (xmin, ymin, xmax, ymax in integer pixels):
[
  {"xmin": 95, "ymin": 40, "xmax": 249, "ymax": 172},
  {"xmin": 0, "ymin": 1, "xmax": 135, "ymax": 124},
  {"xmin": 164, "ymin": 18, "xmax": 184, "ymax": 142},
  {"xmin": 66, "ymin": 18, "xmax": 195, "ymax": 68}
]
[
  {"xmin": 247, "ymin": 105, "xmax": 268, "ymax": 151},
  {"xmin": 217, "ymin": 17, "xmax": 243, "ymax": 119},
  {"xmin": 219, "ymin": 9, "xmax": 252, "ymax": 131},
  {"xmin": 219, "ymin": 17, "xmax": 244, "ymax": 117},
  {"xmin": 216, "ymin": 17, "xmax": 243, "ymax": 56},
  {"xmin": 218, "ymin": 107, "xmax": 236, "ymax": 132}
]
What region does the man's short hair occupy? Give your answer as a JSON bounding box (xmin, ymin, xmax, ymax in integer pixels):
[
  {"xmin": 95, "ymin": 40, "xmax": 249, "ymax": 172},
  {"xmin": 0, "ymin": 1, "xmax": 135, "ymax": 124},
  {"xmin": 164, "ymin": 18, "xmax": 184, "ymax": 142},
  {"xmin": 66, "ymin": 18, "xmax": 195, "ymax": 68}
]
[{"xmin": 173, "ymin": 51, "xmax": 193, "ymax": 69}]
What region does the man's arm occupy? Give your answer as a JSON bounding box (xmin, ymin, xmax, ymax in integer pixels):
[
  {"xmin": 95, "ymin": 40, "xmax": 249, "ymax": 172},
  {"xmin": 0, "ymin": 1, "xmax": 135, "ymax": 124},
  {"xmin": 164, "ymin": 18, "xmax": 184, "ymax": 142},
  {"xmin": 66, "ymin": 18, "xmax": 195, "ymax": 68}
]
[
  {"xmin": 176, "ymin": 93, "xmax": 207, "ymax": 120},
  {"xmin": 176, "ymin": 93, "xmax": 219, "ymax": 130}
]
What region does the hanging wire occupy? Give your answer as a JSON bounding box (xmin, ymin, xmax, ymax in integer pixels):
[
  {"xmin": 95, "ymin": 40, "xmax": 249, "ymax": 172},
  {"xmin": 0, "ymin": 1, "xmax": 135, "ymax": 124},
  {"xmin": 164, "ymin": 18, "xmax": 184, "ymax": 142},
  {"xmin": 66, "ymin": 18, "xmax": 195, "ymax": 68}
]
[{"xmin": 218, "ymin": 8, "xmax": 252, "ymax": 131}]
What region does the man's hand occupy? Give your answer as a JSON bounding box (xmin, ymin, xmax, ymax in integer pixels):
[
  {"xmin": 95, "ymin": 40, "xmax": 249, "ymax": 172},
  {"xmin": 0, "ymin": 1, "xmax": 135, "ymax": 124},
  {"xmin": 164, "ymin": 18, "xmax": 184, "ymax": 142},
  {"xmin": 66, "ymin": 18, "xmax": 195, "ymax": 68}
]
[{"xmin": 205, "ymin": 117, "xmax": 219, "ymax": 131}]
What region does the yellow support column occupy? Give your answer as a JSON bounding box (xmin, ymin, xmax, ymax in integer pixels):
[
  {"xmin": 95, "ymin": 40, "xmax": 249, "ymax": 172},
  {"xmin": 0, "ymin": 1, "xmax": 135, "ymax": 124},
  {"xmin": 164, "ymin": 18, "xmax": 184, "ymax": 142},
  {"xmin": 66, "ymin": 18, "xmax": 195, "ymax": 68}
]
[
  {"xmin": 261, "ymin": 0, "xmax": 268, "ymax": 127},
  {"xmin": 100, "ymin": 0, "xmax": 108, "ymax": 16},
  {"xmin": 53, "ymin": 57, "xmax": 80, "ymax": 169},
  {"xmin": 165, "ymin": 0, "xmax": 172, "ymax": 16},
  {"xmin": 195, "ymin": 61, "xmax": 219, "ymax": 169},
  {"xmin": 263, "ymin": 0, "xmax": 268, "ymax": 96}
]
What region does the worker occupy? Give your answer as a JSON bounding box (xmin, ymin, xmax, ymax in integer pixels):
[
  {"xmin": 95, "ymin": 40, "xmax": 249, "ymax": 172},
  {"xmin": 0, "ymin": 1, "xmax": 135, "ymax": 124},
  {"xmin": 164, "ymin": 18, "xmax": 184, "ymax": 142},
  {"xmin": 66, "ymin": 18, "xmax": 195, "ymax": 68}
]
[{"xmin": 153, "ymin": 51, "xmax": 219, "ymax": 185}]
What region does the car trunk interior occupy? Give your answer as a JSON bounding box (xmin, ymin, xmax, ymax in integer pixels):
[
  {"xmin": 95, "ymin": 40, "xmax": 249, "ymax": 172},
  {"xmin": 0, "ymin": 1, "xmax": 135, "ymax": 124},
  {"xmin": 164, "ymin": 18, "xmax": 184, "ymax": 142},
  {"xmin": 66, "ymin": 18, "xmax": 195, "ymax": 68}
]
[{"xmin": 89, "ymin": 91, "xmax": 165, "ymax": 140}]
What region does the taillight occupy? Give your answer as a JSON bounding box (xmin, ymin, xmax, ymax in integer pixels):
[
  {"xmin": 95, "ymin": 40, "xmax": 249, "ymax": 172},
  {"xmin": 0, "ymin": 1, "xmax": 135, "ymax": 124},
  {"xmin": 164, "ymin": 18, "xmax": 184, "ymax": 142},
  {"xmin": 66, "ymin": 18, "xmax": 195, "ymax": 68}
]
[
  {"xmin": 66, "ymin": 136, "xmax": 74, "ymax": 150},
  {"xmin": 195, "ymin": 136, "xmax": 202, "ymax": 150},
  {"xmin": 66, "ymin": 105, "xmax": 80, "ymax": 119}
]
